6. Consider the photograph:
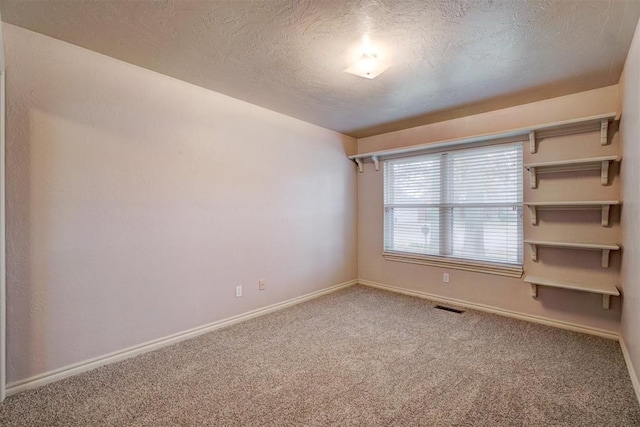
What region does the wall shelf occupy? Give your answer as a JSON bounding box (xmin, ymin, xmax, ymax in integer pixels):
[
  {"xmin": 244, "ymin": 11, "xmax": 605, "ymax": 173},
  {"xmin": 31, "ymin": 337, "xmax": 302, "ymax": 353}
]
[
  {"xmin": 524, "ymin": 239, "xmax": 620, "ymax": 268},
  {"xmin": 523, "ymin": 275, "xmax": 619, "ymax": 309},
  {"xmin": 519, "ymin": 113, "xmax": 621, "ymax": 312},
  {"xmin": 524, "ymin": 201, "xmax": 621, "ymax": 226},
  {"xmin": 348, "ymin": 112, "xmax": 618, "ymax": 172},
  {"xmin": 524, "ymin": 156, "xmax": 619, "ymax": 189},
  {"xmin": 527, "ymin": 114, "xmax": 614, "ymax": 154}
]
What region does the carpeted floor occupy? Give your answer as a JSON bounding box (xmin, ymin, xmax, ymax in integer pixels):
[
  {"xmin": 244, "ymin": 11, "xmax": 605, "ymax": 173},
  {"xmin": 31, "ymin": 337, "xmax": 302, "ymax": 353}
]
[{"xmin": 1, "ymin": 285, "xmax": 639, "ymax": 426}]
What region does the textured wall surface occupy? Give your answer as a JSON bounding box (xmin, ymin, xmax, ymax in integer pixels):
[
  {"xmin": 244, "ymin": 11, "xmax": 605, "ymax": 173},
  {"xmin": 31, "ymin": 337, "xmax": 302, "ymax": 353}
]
[
  {"xmin": 1, "ymin": 0, "xmax": 639, "ymax": 137},
  {"xmin": 358, "ymin": 86, "xmax": 623, "ymax": 333},
  {"xmin": 620, "ymin": 18, "xmax": 640, "ymax": 391},
  {"xmin": 3, "ymin": 24, "xmax": 357, "ymax": 383}
]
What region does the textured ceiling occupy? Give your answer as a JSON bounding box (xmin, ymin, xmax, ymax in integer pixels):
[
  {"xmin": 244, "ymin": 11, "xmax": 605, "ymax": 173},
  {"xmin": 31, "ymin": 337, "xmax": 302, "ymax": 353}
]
[{"xmin": 1, "ymin": 0, "xmax": 639, "ymax": 138}]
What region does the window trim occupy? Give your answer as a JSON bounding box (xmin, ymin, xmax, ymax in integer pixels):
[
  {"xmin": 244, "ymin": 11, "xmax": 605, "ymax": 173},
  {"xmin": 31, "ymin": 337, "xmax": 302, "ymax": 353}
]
[
  {"xmin": 382, "ymin": 251, "xmax": 523, "ymax": 278},
  {"xmin": 382, "ymin": 142, "xmax": 524, "ymax": 277}
]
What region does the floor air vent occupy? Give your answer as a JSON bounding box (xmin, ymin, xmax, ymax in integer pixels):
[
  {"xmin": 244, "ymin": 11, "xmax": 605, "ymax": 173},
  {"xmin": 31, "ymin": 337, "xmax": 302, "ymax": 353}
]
[{"xmin": 434, "ymin": 305, "xmax": 465, "ymax": 314}]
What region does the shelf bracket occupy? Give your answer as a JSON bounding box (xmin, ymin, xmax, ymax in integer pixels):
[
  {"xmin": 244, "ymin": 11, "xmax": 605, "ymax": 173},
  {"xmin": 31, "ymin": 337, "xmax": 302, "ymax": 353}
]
[
  {"xmin": 530, "ymin": 243, "xmax": 538, "ymax": 262},
  {"xmin": 601, "ymin": 205, "xmax": 611, "ymax": 227},
  {"xmin": 355, "ymin": 158, "xmax": 364, "ymax": 173},
  {"xmin": 602, "ymin": 294, "xmax": 611, "ymax": 310},
  {"xmin": 529, "ymin": 130, "xmax": 536, "ymax": 154},
  {"xmin": 529, "ymin": 167, "xmax": 538, "ymax": 189},
  {"xmin": 601, "ymin": 160, "xmax": 610, "ymax": 185},
  {"xmin": 602, "ymin": 249, "xmax": 611, "ymax": 268},
  {"xmin": 529, "ymin": 206, "xmax": 538, "ymax": 225},
  {"xmin": 371, "ymin": 155, "xmax": 380, "ymax": 171},
  {"xmin": 530, "ymin": 283, "xmax": 538, "ymax": 298},
  {"xmin": 600, "ymin": 119, "xmax": 608, "ymax": 146}
]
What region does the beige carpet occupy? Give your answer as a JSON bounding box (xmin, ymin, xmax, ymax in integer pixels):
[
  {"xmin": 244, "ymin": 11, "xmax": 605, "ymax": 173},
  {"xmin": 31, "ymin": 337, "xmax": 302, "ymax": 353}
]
[{"xmin": 1, "ymin": 285, "xmax": 639, "ymax": 426}]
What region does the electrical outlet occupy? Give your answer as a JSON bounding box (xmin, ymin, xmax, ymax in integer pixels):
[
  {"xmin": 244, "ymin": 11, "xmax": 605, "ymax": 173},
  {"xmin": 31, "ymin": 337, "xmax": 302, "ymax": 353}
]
[
  {"xmin": 443, "ymin": 273, "xmax": 450, "ymax": 283},
  {"xmin": 259, "ymin": 280, "xmax": 265, "ymax": 291},
  {"xmin": 235, "ymin": 285, "xmax": 242, "ymax": 298}
]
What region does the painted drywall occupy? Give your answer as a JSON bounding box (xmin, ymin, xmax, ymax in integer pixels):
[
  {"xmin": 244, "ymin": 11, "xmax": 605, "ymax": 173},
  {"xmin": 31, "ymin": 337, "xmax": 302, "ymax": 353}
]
[
  {"xmin": 358, "ymin": 86, "xmax": 622, "ymax": 333},
  {"xmin": 3, "ymin": 24, "xmax": 357, "ymax": 384},
  {"xmin": 620, "ymin": 18, "xmax": 640, "ymax": 393}
]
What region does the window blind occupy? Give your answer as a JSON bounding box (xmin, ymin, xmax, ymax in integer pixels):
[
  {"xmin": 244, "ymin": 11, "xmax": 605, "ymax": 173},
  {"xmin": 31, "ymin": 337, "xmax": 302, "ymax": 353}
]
[{"xmin": 383, "ymin": 143, "xmax": 523, "ymax": 268}]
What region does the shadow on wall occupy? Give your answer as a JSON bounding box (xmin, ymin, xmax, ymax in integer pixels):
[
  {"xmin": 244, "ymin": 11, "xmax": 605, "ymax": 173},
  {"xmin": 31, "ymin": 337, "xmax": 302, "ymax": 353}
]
[{"xmin": 6, "ymin": 95, "xmax": 39, "ymax": 382}]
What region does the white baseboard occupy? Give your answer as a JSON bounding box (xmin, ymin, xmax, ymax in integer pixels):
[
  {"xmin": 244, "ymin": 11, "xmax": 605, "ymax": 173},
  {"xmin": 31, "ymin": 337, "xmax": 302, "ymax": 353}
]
[
  {"xmin": 358, "ymin": 279, "xmax": 620, "ymax": 340},
  {"xmin": 6, "ymin": 279, "xmax": 358, "ymax": 397},
  {"xmin": 620, "ymin": 337, "xmax": 640, "ymax": 405}
]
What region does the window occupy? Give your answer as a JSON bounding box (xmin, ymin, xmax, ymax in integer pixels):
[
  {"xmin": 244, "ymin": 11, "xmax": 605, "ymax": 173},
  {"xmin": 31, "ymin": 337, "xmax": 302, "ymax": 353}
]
[{"xmin": 383, "ymin": 143, "xmax": 523, "ymax": 277}]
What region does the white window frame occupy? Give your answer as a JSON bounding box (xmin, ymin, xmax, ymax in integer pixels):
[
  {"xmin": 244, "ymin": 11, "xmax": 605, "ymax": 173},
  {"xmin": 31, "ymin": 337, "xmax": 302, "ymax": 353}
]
[{"xmin": 383, "ymin": 142, "xmax": 524, "ymax": 278}]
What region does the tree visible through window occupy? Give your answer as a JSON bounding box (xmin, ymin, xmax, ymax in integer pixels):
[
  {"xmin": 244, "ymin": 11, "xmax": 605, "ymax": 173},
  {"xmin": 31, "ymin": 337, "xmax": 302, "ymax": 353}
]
[{"xmin": 383, "ymin": 143, "xmax": 523, "ymax": 267}]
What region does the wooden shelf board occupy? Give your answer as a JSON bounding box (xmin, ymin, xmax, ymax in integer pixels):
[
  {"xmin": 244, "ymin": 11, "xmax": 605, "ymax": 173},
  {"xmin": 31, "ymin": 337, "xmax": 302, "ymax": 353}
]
[
  {"xmin": 524, "ymin": 156, "xmax": 619, "ymax": 189},
  {"xmin": 524, "ymin": 240, "xmax": 619, "ymax": 251},
  {"xmin": 523, "ymin": 275, "xmax": 619, "ymax": 309},
  {"xmin": 524, "ymin": 240, "xmax": 619, "ymax": 267},
  {"xmin": 524, "ymin": 156, "xmax": 619, "ymax": 170},
  {"xmin": 524, "ymin": 201, "xmax": 620, "ymax": 208},
  {"xmin": 523, "ymin": 275, "xmax": 619, "ymax": 296},
  {"xmin": 524, "ymin": 201, "xmax": 620, "ymax": 226}
]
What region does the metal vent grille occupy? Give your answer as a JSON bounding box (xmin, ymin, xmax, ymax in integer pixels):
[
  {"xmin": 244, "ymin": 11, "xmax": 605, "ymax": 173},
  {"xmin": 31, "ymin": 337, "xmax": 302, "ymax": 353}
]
[{"xmin": 434, "ymin": 305, "xmax": 465, "ymax": 314}]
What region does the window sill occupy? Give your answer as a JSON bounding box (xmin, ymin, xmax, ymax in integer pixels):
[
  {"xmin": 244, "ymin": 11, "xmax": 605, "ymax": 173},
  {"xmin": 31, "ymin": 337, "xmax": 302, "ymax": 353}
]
[{"xmin": 383, "ymin": 252, "xmax": 523, "ymax": 278}]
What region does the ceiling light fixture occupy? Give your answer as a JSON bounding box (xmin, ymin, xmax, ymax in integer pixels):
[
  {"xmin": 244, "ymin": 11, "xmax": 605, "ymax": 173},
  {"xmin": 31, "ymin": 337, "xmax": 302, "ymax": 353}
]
[
  {"xmin": 344, "ymin": 37, "xmax": 390, "ymax": 79},
  {"xmin": 358, "ymin": 53, "xmax": 378, "ymax": 74}
]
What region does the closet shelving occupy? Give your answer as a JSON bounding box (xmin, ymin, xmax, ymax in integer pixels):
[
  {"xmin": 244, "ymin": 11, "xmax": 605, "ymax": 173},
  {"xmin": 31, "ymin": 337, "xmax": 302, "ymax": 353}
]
[{"xmin": 524, "ymin": 201, "xmax": 621, "ymax": 226}]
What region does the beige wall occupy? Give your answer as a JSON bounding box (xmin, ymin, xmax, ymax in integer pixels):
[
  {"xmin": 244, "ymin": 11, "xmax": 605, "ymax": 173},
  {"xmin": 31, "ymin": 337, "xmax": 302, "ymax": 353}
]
[
  {"xmin": 358, "ymin": 86, "xmax": 622, "ymax": 333},
  {"xmin": 3, "ymin": 24, "xmax": 358, "ymax": 383},
  {"xmin": 620, "ymin": 18, "xmax": 640, "ymax": 391},
  {"xmin": 358, "ymin": 86, "xmax": 620, "ymax": 155}
]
